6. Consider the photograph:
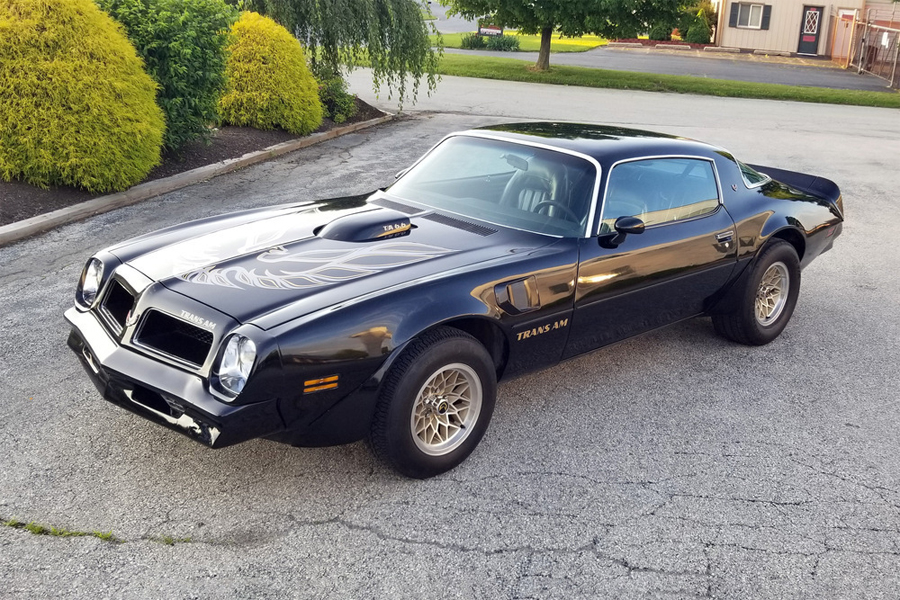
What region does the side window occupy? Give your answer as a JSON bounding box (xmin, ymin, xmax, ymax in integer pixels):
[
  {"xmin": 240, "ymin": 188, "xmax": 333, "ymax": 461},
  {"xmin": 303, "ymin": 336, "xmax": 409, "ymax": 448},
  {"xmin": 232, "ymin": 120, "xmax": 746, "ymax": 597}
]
[{"xmin": 602, "ymin": 158, "xmax": 720, "ymax": 230}]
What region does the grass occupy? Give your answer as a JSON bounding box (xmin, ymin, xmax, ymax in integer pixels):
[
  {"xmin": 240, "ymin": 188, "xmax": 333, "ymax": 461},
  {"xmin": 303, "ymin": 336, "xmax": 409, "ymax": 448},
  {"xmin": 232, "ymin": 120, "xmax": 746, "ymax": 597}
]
[
  {"xmin": 436, "ymin": 53, "xmax": 900, "ymax": 109},
  {"xmin": 4, "ymin": 517, "xmax": 189, "ymax": 545},
  {"xmin": 4, "ymin": 518, "xmax": 122, "ymax": 543},
  {"xmin": 420, "ymin": 7, "xmax": 435, "ymax": 20},
  {"xmin": 435, "ymin": 32, "xmax": 607, "ymax": 53}
]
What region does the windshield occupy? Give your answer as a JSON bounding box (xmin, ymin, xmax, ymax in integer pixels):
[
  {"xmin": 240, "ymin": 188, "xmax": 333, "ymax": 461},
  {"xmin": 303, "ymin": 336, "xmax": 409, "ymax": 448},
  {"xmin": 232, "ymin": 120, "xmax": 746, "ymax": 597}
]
[{"xmin": 387, "ymin": 135, "xmax": 598, "ymax": 237}]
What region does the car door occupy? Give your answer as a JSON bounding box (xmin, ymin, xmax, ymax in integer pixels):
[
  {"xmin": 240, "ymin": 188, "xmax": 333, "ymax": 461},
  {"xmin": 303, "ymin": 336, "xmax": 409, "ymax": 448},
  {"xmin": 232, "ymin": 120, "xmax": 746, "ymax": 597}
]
[{"xmin": 563, "ymin": 156, "xmax": 738, "ymax": 359}]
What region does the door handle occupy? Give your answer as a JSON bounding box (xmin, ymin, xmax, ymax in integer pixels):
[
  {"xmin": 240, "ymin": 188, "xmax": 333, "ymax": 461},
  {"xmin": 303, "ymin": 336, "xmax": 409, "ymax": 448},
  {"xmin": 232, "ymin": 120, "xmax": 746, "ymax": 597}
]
[
  {"xmin": 495, "ymin": 276, "xmax": 541, "ymax": 315},
  {"xmin": 715, "ymin": 230, "xmax": 734, "ymax": 243}
]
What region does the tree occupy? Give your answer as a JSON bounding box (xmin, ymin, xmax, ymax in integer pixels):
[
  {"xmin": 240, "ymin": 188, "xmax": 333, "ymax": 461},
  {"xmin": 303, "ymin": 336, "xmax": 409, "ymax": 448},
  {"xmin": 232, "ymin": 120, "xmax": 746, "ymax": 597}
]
[
  {"xmin": 249, "ymin": 0, "xmax": 440, "ymax": 108},
  {"xmin": 441, "ymin": 0, "xmax": 687, "ymax": 70}
]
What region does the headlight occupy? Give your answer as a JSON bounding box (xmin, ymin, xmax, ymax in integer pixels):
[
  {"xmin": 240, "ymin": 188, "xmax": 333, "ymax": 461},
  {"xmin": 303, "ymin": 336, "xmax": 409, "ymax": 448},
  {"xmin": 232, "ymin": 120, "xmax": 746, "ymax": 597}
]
[
  {"xmin": 217, "ymin": 334, "xmax": 257, "ymax": 397},
  {"xmin": 76, "ymin": 258, "xmax": 103, "ymax": 308}
]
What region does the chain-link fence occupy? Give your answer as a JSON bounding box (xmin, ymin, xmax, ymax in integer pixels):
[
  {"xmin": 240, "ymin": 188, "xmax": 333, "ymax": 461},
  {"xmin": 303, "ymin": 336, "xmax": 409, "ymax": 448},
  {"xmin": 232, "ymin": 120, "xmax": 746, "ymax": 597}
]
[{"xmin": 849, "ymin": 20, "xmax": 899, "ymax": 89}]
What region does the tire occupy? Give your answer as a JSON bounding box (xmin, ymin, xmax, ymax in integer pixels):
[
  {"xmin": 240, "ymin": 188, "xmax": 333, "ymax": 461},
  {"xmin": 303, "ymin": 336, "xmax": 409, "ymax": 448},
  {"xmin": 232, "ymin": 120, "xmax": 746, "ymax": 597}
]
[
  {"xmin": 370, "ymin": 327, "xmax": 497, "ymax": 479},
  {"xmin": 713, "ymin": 240, "xmax": 801, "ymax": 346}
]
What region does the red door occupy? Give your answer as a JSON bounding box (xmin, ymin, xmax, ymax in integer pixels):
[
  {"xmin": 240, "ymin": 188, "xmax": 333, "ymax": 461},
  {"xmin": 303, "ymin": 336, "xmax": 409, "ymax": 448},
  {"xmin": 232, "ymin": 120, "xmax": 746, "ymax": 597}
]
[{"xmin": 798, "ymin": 6, "xmax": 824, "ymax": 55}]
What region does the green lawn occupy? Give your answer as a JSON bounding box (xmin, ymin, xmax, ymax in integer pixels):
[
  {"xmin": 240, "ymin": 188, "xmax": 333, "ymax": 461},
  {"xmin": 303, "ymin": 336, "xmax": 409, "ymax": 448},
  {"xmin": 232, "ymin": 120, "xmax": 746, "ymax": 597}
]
[
  {"xmin": 436, "ymin": 32, "xmax": 608, "ymax": 53},
  {"xmin": 436, "ymin": 54, "xmax": 900, "ymax": 109}
]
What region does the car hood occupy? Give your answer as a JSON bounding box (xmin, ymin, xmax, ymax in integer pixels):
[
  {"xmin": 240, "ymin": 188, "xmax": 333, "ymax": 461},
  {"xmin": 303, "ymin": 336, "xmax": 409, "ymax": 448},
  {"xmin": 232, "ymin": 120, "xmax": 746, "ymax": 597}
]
[{"xmin": 122, "ymin": 197, "xmax": 548, "ymax": 326}]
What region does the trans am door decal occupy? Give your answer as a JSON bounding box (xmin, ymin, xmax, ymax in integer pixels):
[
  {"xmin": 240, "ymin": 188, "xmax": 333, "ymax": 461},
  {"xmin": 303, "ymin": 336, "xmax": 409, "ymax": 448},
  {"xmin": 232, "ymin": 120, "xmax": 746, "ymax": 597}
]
[{"xmin": 180, "ymin": 242, "xmax": 454, "ymax": 290}]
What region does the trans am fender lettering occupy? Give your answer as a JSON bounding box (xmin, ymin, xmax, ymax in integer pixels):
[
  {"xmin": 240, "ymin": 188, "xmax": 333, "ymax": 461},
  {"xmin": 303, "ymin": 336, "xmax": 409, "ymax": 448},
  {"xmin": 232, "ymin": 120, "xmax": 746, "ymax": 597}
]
[{"xmin": 516, "ymin": 318, "xmax": 569, "ymax": 341}]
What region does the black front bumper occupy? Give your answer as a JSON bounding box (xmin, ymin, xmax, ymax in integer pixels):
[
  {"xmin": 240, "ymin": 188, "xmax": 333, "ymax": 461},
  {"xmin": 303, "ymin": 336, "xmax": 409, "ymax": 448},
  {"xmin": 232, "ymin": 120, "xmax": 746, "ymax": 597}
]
[{"xmin": 65, "ymin": 307, "xmax": 285, "ymax": 448}]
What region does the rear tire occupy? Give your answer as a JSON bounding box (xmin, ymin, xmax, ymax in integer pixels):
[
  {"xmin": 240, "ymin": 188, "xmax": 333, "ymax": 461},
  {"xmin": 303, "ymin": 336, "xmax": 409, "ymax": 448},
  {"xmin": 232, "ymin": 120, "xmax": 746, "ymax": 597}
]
[
  {"xmin": 713, "ymin": 240, "xmax": 801, "ymax": 346},
  {"xmin": 370, "ymin": 327, "xmax": 497, "ymax": 478}
]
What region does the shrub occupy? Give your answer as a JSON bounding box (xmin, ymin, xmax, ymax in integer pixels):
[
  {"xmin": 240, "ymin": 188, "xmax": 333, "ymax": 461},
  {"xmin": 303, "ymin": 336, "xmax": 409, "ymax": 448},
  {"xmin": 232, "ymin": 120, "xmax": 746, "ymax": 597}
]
[
  {"xmin": 460, "ymin": 33, "xmax": 486, "ymax": 49},
  {"xmin": 0, "ymin": 0, "xmax": 164, "ymax": 192},
  {"xmin": 684, "ymin": 17, "xmax": 712, "ymax": 44},
  {"xmin": 679, "ymin": 1, "xmax": 718, "ymax": 40},
  {"xmin": 98, "ymin": 0, "xmax": 238, "ymax": 151},
  {"xmin": 218, "ymin": 12, "xmax": 323, "ymax": 135},
  {"xmin": 649, "ymin": 23, "xmax": 673, "ymax": 41},
  {"xmin": 317, "ymin": 76, "xmax": 358, "ymax": 125},
  {"xmin": 485, "ymin": 34, "xmax": 520, "ymax": 52}
]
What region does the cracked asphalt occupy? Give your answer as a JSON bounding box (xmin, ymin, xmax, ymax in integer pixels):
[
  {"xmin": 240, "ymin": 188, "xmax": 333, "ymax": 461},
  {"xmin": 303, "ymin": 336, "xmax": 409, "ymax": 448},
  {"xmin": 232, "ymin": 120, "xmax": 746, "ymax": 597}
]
[{"xmin": 2, "ymin": 77, "xmax": 900, "ymax": 598}]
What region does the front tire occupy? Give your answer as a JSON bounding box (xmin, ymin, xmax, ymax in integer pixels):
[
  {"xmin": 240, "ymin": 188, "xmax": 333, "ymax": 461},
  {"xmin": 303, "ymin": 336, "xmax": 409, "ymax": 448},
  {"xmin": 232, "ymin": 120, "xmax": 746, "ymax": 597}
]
[
  {"xmin": 713, "ymin": 240, "xmax": 801, "ymax": 345},
  {"xmin": 370, "ymin": 327, "xmax": 497, "ymax": 478}
]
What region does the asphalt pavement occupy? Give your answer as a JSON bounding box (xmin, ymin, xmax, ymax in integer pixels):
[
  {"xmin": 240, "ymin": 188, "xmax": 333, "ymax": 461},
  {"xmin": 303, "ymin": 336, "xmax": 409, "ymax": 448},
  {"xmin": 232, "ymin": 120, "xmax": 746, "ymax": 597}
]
[
  {"xmin": 444, "ymin": 47, "xmax": 893, "ymax": 92},
  {"xmin": 2, "ymin": 77, "xmax": 900, "ymax": 598}
]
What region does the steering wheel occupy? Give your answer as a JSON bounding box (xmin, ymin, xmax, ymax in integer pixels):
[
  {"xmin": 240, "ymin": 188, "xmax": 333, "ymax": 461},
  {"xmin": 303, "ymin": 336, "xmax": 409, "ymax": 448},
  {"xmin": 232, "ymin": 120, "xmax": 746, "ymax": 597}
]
[{"xmin": 533, "ymin": 200, "xmax": 580, "ymax": 223}]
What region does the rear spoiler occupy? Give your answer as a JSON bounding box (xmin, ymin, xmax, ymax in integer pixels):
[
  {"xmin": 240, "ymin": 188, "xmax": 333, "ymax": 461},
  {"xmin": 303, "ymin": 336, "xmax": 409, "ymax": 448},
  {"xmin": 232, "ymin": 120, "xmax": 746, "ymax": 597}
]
[{"xmin": 747, "ymin": 164, "xmax": 842, "ymax": 206}]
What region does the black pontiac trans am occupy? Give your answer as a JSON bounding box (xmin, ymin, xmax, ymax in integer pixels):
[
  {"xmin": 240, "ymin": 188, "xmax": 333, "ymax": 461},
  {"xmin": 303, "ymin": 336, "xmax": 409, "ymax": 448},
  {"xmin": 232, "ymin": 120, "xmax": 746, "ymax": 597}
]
[{"xmin": 65, "ymin": 123, "xmax": 843, "ymax": 478}]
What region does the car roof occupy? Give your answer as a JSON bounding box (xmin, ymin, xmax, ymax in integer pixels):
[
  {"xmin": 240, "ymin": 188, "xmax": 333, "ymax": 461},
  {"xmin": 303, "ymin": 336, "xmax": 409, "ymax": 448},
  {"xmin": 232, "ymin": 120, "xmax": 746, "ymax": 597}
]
[{"xmin": 466, "ymin": 122, "xmax": 728, "ymax": 166}]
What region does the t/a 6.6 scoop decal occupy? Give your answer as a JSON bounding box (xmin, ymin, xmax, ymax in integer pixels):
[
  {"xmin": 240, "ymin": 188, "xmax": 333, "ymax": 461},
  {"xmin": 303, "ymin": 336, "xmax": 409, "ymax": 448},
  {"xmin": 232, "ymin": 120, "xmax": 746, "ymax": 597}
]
[{"xmin": 180, "ymin": 242, "xmax": 454, "ymax": 290}]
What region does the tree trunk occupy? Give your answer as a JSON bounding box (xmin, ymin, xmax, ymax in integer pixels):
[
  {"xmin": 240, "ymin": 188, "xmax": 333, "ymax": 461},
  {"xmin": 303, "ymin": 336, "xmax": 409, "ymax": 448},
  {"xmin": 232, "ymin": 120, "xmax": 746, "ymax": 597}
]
[{"xmin": 535, "ymin": 26, "xmax": 552, "ymax": 71}]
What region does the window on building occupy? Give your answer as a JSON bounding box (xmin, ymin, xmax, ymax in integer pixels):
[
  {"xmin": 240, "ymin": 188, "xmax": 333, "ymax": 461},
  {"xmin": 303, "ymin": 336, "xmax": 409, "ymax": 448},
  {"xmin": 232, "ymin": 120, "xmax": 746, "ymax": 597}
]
[
  {"xmin": 729, "ymin": 3, "xmax": 772, "ymax": 30},
  {"xmin": 739, "ymin": 3, "xmax": 762, "ymax": 27}
]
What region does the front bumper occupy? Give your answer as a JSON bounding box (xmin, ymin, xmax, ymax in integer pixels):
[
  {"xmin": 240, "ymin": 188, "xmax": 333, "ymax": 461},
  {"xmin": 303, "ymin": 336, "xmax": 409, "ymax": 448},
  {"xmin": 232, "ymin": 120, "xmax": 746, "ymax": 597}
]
[{"xmin": 65, "ymin": 307, "xmax": 285, "ymax": 448}]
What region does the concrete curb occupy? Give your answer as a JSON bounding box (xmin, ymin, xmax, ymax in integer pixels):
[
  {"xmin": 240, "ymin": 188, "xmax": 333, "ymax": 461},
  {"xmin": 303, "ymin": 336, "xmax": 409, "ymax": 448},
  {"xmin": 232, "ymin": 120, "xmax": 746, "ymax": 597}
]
[
  {"xmin": 0, "ymin": 113, "xmax": 395, "ymax": 247},
  {"xmin": 607, "ymin": 42, "xmax": 643, "ymax": 48},
  {"xmin": 704, "ymin": 46, "xmax": 741, "ymax": 53},
  {"xmin": 754, "ymin": 49, "xmax": 792, "ymax": 57},
  {"xmin": 655, "ymin": 44, "xmax": 692, "ymax": 51}
]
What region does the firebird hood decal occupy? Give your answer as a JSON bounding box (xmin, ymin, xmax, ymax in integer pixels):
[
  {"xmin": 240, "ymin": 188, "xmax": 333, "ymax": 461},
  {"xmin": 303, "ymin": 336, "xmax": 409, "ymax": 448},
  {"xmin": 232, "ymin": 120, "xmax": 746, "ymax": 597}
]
[
  {"xmin": 129, "ymin": 218, "xmax": 299, "ymax": 281},
  {"xmin": 179, "ymin": 242, "xmax": 453, "ymax": 290}
]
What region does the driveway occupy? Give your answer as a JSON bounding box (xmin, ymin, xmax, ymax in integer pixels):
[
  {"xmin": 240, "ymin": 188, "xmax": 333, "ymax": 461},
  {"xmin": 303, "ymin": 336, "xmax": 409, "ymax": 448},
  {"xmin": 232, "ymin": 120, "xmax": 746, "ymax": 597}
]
[{"xmin": 3, "ymin": 79, "xmax": 900, "ymax": 598}]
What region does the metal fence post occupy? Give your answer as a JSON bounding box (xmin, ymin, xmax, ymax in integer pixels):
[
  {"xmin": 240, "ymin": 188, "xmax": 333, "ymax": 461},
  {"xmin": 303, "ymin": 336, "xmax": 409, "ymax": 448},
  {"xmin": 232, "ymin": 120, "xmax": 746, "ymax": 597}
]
[{"xmin": 892, "ymin": 32, "xmax": 899, "ymax": 88}]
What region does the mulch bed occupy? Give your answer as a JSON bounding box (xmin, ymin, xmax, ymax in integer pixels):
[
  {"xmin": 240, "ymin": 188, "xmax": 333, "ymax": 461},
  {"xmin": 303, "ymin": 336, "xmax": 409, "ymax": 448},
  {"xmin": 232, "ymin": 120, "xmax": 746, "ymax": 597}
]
[
  {"xmin": 614, "ymin": 38, "xmax": 715, "ymax": 50},
  {"xmin": 0, "ymin": 98, "xmax": 385, "ymax": 228}
]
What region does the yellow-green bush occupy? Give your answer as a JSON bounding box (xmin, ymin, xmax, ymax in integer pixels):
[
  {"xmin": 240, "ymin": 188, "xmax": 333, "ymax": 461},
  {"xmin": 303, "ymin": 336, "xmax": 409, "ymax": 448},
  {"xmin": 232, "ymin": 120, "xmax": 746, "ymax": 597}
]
[
  {"xmin": 218, "ymin": 12, "xmax": 323, "ymax": 136},
  {"xmin": 0, "ymin": 0, "xmax": 165, "ymax": 193}
]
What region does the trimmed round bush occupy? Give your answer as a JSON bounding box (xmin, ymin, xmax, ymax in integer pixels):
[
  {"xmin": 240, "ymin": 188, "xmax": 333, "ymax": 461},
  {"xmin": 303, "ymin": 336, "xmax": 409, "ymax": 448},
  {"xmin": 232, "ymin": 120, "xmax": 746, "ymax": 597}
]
[
  {"xmin": 0, "ymin": 0, "xmax": 164, "ymax": 193},
  {"xmin": 218, "ymin": 12, "xmax": 323, "ymax": 136},
  {"xmin": 98, "ymin": 0, "xmax": 238, "ymax": 152}
]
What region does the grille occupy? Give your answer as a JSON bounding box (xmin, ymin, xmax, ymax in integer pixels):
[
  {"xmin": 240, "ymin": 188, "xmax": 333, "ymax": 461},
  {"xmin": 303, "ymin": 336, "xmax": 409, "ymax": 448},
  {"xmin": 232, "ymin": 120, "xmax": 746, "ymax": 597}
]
[
  {"xmin": 370, "ymin": 197, "xmax": 423, "ymax": 215},
  {"xmin": 136, "ymin": 310, "xmax": 214, "ymax": 367},
  {"xmin": 422, "ymin": 212, "xmax": 497, "ymax": 236},
  {"xmin": 100, "ymin": 279, "xmax": 135, "ymax": 336}
]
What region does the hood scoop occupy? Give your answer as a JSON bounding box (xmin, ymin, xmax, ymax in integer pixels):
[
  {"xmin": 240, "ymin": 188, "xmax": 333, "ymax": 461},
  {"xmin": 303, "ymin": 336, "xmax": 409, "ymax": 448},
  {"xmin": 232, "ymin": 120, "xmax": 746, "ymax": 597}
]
[{"xmin": 316, "ymin": 208, "xmax": 413, "ymax": 242}]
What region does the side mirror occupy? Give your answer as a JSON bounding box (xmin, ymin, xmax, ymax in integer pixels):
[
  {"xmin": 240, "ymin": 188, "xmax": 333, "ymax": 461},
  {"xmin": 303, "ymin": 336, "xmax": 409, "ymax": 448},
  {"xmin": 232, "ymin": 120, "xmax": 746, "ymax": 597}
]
[{"xmin": 599, "ymin": 216, "xmax": 645, "ymax": 248}]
